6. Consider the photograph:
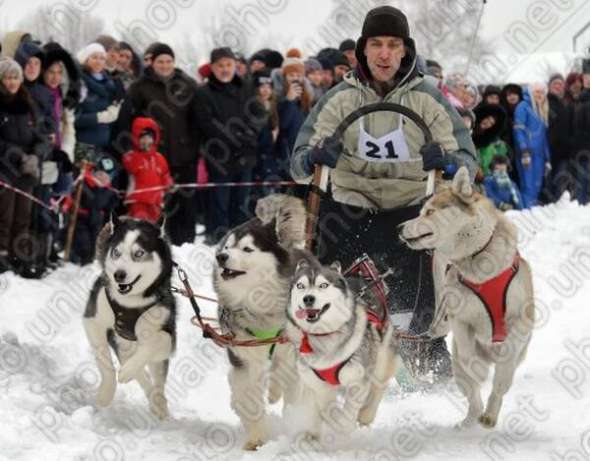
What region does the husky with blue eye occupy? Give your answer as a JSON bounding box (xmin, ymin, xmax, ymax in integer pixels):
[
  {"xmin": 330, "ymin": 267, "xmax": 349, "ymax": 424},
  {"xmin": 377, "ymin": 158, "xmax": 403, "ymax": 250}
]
[
  {"xmin": 83, "ymin": 216, "xmax": 176, "ymax": 420},
  {"xmin": 213, "ymin": 194, "xmax": 312, "ymax": 450},
  {"xmin": 286, "ymin": 256, "xmax": 399, "ymax": 440}
]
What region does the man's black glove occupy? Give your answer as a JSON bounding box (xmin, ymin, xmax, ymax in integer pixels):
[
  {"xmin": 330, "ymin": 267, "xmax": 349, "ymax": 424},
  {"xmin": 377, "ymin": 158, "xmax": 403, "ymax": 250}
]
[
  {"xmin": 304, "ymin": 136, "xmax": 343, "ymax": 173},
  {"xmin": 420, "ymin": 142, "xmax": 449, "ymax": 171}
]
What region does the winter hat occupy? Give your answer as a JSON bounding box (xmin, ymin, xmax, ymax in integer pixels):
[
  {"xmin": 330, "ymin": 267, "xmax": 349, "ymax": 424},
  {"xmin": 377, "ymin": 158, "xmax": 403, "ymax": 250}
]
[
  {"xmin": 425, "ymin": 59, "xmax": 442, "ymax": 76},
  {"xmin": 76, "ymin": 43, "xmax": 106, "ymax": 65},
  {"xmin": 286, "ymin": 48, "xmax": 302, "ymax": 58},
  {"xmin": 249, "ymin": 50, "xmax": 267, "ymax": 65},
  {"xmin": 252, "ymin": 69, "xmax": 273, "ymax": 88},
  {"xmin": 354, "ymin": 6, "xmax": 415, "ymax": 79},
  {"xmin": 14, "ymin": 42, "xmax": 44, "ymax": 70},
  {"xmin": 265, "ymin": 50, "xmax": 284, "ymax": 69},
  {"xmin": 0, "ymin": 57, "xmax": 23, "ymax": 82},
  {"xmin": 304, "ymin": 58, "xmax": 322, "ymax": 74},
  {"xmin": 339, "ymin": 39, "xmax": 356, "ymax": 52},
  {"xmin": 359, "ymin": 6, "xmax": 410, "ymax": 41},
  {"xmin": 282, "ymin": 57, "xmax": 305, "ymax": 76},
  {"xmin": 150, "ymin": 43, "xmax": 175, "ymax": 61},
  {"xmin": 548, "ymin": 73, "xmax": 564, "ymax": 85},
  {"xmin": 317, "ymin": 56, "xmax": 333, "ymax": 71},
  {"xmin": 331, "ymin": 51, "xmax": 350, "ymax": 68},
  {"xmin": 143, "ymin": 42, "xmax": 163, "ymax": 59},
  {"xmin": 198, "ymin": 63, "xmax": 211, "ymax": 79},
  {"xmin": 473, "ymin": 103, "xmax": 507, "ymax": 146},
  {"xmin": 210, "ymin": 47, "xmax": 235, "ymax": 64}
]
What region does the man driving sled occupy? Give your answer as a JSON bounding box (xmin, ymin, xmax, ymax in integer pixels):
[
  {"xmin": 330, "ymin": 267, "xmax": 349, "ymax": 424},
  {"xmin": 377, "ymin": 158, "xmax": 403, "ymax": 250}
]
[{"xmin": 291, "ymin": 6, "xmax": 478, "ymax": 378}]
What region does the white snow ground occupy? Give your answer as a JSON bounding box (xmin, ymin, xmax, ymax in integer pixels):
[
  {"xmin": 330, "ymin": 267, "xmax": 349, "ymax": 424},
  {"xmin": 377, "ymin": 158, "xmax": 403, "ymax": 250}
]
[{"xmin": 1, "ymin": 195, "xmax": 590, "ymax": 461}]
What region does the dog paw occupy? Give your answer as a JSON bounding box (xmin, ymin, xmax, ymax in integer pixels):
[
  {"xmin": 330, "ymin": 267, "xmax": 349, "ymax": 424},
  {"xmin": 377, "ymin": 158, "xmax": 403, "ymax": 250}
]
[
  {"xmin": 150, "ymin": 402, "xmax": 169, "ymax": 421},
  {"xmin": 118, "ymin": 363, "xmax": 140, "ymax": 384},
  {"xmin": 357, "ymin": 407, "xmax": 376, "ymax": 427},
  {"xmin": 242, "ymin": 439, "xmax": 264, "ymax": 451},
  {"xmin": 478, "ymin": 414, "xmax": 497, "ymax": 428},
  {"xmin": 456, "ymin": 414, "xmax": 479, "ymax": 429},
  {"xmin": 149, "ymin": 390, "xmax": 169, "ymax": 421},
  {"xmin": 96, "ymin": 381, "xmax": 116, "ymax": 407}
]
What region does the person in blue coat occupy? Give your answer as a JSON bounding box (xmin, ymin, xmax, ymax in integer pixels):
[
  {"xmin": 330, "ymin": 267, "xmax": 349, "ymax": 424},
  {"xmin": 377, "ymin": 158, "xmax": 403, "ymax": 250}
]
[
  {"xmin": 484, "ymin": 155, "xmax": 523, "ymax": 211},
  {"xmin": 513, "ymin": 83, "xmax": 552, "ymax": 208},
  {"xmin": 74, "ymin": 43, "xmax": 122, "ymax": 163}
]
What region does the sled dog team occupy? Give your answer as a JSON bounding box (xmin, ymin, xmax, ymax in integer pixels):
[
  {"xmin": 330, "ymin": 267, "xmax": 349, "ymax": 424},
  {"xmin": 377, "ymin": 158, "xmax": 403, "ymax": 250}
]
[{"xmin": 83, "ymin": 167, "xmax": 535, "ymax": 450}]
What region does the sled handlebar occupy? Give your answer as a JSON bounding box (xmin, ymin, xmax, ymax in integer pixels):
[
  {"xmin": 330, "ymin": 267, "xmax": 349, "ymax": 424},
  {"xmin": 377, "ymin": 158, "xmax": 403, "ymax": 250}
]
[{"xmin": 306, "ymin": 103, "xmax": 437, "ymax": 250}]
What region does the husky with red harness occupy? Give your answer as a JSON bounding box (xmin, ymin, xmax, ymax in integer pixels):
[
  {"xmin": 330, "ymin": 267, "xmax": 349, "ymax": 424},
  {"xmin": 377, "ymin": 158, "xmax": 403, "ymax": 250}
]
[
  {"xmin": 399, "ymin": 167, "xmax": 535, "ymax": 429},
  {"xmin": 286, "ymin": 254, "xmax": 398, "ymax": 439}
]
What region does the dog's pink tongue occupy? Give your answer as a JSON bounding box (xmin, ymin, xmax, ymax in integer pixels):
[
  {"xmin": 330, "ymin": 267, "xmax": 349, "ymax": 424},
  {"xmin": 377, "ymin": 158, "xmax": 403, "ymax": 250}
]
[{"xmin": 295, "ymin": 309, "xmax": 307, "ymax": 320}]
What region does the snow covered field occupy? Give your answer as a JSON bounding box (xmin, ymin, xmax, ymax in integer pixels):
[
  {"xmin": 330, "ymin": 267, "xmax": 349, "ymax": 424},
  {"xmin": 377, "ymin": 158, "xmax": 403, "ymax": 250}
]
[{"xmin": 1, "ymin": 196, "xmax": 590, "ymax": 461}]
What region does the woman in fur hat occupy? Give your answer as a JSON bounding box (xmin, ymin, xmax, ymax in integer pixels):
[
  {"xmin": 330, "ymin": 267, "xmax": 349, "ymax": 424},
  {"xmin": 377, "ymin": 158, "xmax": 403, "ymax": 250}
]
[{"xmin": 473, "ymin": 103, "xmax": 509, "ymax": 177}]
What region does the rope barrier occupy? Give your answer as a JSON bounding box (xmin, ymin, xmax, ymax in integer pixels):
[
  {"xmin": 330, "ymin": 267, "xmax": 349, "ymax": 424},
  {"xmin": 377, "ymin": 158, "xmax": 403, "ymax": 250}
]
[{"xmin": 0, "ymin": 178, "xmax": 299, "ymax": 214}]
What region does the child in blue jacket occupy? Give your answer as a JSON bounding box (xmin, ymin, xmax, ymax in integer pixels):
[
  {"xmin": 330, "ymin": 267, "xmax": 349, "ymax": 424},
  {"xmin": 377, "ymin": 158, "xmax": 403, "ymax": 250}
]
[{"xmin": 484, "ymin": 155, "xmax": 523, "ymax": 211}]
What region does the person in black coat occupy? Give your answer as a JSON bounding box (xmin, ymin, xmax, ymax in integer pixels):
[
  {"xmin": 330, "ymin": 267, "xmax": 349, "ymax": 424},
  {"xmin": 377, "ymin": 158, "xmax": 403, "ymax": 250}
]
[
  {"xmin": 117, "ymin": 43, "xmax": 201, "ymax": 246},
  {"xmin": 14, "ymin": 41, "xmax": 55, "ymax": 136},
  {"xmin": 546, "ymin": 88, "xmax": 574, "ymax": 201},
  {"xmin": 194, "ymin": 47, "xmax": 266, "ymax": 244},
  {"xmin": 0, "ymin": 58, "xmax": 51, "ymax": 273},
  {"xmin": 573, "ymin": 60, "xmax": 590, "ymax": 204}
]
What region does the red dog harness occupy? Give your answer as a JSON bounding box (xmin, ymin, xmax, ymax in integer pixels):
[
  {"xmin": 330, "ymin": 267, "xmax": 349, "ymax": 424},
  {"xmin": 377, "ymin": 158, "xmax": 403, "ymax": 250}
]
[
  {"xmin": 299, "ymin": 312, "xmax": 384, "ymax": 386},
  {"xmin": 458, "ymin": 253, "xmax": 520, "ymax": 343}
]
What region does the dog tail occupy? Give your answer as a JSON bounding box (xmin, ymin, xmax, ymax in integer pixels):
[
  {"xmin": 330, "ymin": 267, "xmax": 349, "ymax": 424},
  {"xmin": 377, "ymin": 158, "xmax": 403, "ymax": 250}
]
[{"xmin": 255, "ymin": 194, "xmax": 306, "ymax": 249}]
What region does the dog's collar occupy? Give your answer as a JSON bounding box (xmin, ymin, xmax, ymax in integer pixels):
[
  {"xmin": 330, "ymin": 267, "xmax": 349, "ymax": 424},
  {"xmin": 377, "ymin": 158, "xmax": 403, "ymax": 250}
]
[
  {"xmin": 299, "ymin": 330, "xmax": 340, "ymax": 355},
  {"xmin": 470, "ymin": 231, "xmax": 495, "ymax": 259}
]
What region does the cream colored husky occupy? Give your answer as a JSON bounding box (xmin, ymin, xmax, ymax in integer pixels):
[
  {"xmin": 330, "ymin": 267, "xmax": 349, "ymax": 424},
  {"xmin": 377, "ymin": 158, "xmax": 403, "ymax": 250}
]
[{"xmin": 399, "ymin": 167, "xmax": 535, "ymax": 428}]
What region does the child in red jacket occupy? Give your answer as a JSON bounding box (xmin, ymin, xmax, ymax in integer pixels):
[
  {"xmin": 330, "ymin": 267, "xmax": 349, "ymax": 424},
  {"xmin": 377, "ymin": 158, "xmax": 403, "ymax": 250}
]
[{"xmin": 123, "ymin": 117, "xmax": 173, "ymax": 223}]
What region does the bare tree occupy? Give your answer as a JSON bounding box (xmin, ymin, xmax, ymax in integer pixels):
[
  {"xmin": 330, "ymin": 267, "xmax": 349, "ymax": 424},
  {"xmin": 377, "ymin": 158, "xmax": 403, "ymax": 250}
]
[{"xmin": 19, "ymin": 4, "xmax": 105, "ymax": 53}]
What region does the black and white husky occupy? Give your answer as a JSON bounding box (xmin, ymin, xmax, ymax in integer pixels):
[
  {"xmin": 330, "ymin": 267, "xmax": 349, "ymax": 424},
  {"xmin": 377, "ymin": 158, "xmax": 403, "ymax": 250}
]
[
  {"xmin": 83, "ymin": 216, "xmax": 176, "ymax": 420},
  {"xmin": 286, "ymin": 257, "xmax": 398, "ymax": 439},
  {"xmin": 213, "ymin": 194, "xmax": 311, "ymax": 450}
]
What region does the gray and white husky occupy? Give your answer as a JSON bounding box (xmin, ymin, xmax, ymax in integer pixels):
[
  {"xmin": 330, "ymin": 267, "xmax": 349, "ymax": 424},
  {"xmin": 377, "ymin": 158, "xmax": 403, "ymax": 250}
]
[
  {"xmin": 399, "ymin": 167, "xmax": 535, "ymax": 428},
  {"xmin": 213, "ymin": 194, "xmax": 310, "ymax": 450},
  {"xmin": 83, "ymin": 216, "xmax": 176, "ymax": 420},
  {"xmin": 285, "ymin": 257, "xmax": 398, "ymax": 439}
]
